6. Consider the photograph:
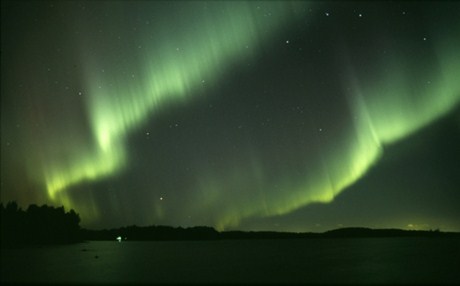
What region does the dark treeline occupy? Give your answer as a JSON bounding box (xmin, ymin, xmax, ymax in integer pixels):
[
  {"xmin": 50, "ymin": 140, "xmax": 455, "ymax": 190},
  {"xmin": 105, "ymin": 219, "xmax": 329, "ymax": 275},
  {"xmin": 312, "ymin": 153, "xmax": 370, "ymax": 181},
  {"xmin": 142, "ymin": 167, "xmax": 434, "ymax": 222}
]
[
  {"xmin": 82, "ymin": 225, "xmax": 319, "ymax": 241},
  {"xmin": 85, "ymin": 225, "xmax": 460, "ymax": 241},
  {"xmin": 321, "ymin": 227, "xmax": 457, "ymax": 238},
  {"xmin": 83, "ymin": 225, "xmax": 220, "ymax": 241},
  {"xmin": 1, "ymin": 201, "xmax": 81, "ymax": 247},
  {"xmin": 2, "ymin": 202, "xmax": 459, "ymax": 247}
]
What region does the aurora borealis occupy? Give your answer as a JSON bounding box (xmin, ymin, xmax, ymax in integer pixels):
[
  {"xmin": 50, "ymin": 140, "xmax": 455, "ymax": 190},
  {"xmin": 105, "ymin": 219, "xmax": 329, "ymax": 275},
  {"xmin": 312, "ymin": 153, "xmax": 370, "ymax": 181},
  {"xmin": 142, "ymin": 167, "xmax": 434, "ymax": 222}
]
[{"xmin": 2, "ymin": 1, "xmax": 459, "ymax": 231}]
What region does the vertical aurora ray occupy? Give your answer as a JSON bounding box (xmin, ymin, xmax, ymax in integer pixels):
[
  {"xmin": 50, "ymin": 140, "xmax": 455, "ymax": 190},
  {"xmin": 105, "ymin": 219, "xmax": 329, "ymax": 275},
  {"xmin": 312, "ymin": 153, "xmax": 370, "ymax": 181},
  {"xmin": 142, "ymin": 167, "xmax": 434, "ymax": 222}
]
[
  {"xmin": 43, "ymin": 2, "xmax": 305, "ymax": 202},
  {"xmin": 197, "ymin": 17, "xmax": 460, "ymax": 230}
]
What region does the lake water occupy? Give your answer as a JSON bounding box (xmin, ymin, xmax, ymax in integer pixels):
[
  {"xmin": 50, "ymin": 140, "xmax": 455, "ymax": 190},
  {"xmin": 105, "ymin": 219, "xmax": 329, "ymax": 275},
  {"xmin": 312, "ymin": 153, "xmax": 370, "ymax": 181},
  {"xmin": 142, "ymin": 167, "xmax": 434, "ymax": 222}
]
[{"xmin": 2, "ymin": 237, "xmax": 459, "ymax": 284}]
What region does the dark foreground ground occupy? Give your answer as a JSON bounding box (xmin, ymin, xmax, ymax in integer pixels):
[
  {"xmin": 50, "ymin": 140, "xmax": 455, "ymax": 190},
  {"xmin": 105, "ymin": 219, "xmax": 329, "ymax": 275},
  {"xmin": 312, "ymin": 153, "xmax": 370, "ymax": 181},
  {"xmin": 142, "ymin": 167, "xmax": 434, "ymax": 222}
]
[{"xmin": 2, "ymin": 237, "xmax": 460, "ymax": 284}]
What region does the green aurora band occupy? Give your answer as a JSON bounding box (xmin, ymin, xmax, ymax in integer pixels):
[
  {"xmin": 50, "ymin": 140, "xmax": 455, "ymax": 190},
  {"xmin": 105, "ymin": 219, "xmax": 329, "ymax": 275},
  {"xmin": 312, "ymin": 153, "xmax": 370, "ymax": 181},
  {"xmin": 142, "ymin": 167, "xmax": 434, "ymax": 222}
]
[
  {"xmin": 174, "ymin": 8, "xmax": 460, "ymax": 230},
  {"xmin": 42, "ymin": 2, "xmax": 304, "ymax": 220},
  {"xmin": 33, "ymin": 2, "xmax": 459, "ymax": 229}
]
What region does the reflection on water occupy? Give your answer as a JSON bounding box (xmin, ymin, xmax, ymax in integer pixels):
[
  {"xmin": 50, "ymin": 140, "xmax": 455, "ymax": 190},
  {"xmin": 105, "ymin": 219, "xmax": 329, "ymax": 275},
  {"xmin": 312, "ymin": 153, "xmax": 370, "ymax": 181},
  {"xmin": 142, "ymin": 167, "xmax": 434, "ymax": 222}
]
[{"xmin": 2, "ymin": 238, "xmax": 460, "ymax": 284}]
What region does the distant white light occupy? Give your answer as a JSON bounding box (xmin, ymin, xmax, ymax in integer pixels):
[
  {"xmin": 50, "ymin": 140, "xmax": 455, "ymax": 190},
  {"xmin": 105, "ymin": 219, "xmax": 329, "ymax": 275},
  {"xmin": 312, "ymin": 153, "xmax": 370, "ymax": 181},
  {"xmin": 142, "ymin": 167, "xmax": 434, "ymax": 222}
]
[
  {"xmin": 116, "ymin": 236, "xmax": 122, "ymax": 242},
  {"xmin": 325, "ymin": 12, "xmax": 330, "ymax": 16}
]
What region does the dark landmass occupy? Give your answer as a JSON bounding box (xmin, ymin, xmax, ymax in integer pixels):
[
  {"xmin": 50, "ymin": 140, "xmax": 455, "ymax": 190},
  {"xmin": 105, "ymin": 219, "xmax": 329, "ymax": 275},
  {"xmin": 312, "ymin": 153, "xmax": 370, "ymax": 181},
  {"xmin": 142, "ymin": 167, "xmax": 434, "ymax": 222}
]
[
  {"xmin": 83, "ymin": 225, "xmax": 460, "ymax": 242},
  {"xmin": 2, "ymin": 201, "xmax": 459, "ymax": 248},
  {"xmin": 1, "ymin": 201, "xmax": 82, "ymax": 247}
]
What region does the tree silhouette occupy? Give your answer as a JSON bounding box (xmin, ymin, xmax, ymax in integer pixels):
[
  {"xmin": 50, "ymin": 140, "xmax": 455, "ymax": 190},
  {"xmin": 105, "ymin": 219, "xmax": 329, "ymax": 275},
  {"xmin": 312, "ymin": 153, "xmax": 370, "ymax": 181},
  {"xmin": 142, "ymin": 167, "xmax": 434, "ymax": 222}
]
[{"xmin": 1, "ymin": 201, "xmax": 82, "ymax": 247}]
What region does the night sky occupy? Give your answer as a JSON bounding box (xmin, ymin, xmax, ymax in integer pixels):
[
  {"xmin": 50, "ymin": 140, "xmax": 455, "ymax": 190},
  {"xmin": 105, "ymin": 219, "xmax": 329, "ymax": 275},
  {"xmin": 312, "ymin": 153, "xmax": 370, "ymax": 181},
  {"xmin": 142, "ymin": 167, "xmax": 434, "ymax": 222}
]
[{"xmin": 1, "ymin": 1, "xmax": 459, "ymax": 232}]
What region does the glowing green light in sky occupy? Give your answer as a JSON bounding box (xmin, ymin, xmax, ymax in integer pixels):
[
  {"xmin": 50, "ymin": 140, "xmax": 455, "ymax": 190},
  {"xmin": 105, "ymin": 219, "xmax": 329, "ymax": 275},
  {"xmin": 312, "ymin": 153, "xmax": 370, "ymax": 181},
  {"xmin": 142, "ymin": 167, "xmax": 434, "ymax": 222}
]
[
  {"xmin": 36, "ymin": 2, "xmax": 459, "ymax": 230},
  {"xmin": 205, "ymin": 34, "xmax": 460, "ymax": 230},
  {"xmin": 44, "ymin": 2, "xmax": 303, "ymax": 198}
]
